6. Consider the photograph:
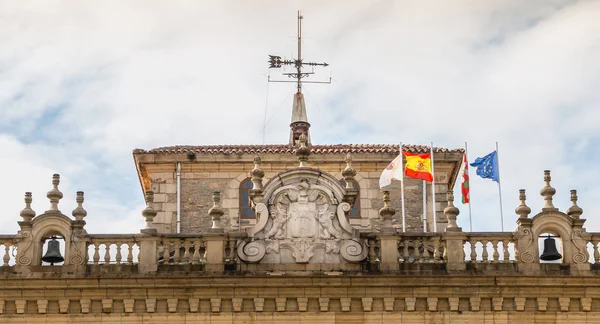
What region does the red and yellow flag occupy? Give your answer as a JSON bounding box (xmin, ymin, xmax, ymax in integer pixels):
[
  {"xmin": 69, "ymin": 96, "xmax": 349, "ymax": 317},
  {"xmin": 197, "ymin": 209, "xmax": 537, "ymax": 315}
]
[{"xmin": 403, "ymin": 151, "xmax": 433, "ymax": 182}]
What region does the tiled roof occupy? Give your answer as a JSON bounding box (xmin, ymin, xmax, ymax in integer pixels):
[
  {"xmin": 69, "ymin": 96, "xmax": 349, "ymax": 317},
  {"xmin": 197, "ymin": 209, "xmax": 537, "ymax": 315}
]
[{"xmin": 133, "ymin": 144, "xmax": 464, "ymax": 155}]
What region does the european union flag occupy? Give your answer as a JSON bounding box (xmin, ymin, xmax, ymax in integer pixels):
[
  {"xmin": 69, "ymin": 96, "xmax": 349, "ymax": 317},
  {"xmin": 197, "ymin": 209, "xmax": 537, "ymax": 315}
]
[{"xmin": 470, "ymin": 151, "xmax": 499, "ymax": 182}]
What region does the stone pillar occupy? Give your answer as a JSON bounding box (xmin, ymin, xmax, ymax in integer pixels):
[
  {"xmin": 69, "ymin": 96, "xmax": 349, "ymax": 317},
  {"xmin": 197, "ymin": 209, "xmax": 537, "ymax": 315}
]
[
  {"xmin": 204, "ymin": 233, "xmax": 227, "ymax": 272},
  {"xmin": 379, "ymin": 190, "xmax": 398, "ymax": 271},
  {"xmin": 139, "ymin": 191, "xmax": 159, "ymax": 273},
  {"xmin": 443, "ymin": 191, "xmax": 465, "ymax": 271}
]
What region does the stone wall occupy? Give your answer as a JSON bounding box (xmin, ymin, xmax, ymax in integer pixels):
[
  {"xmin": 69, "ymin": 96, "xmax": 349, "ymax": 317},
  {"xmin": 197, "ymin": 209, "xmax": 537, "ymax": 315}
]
[
  {"xmin": 143, "ymin": 153, "xmax": 460, "ymax": 234},
  {"xmin": 1, "ymin": 275, "xmax": 598, "ymax": 323}
]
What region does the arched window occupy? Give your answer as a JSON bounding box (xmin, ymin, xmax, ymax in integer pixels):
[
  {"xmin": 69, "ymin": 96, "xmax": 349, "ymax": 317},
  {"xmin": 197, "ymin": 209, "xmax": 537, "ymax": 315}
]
[
  {"xmin": 239, "ymin": 178, "xmax": 256, "ymax": 219},
  {"xmin": 340, "ymin": 180, "xmax": 360, "ymax": 218}
]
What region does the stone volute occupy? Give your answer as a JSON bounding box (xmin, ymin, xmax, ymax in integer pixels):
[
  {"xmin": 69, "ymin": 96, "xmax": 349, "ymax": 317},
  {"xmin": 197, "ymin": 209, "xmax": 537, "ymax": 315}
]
[
  {"xmin": 566, "ymin": 190, "xmax": 583, "ymax": 219},
  {"xmin": 379, "ymin": 191, "xmax": 396, "ymax": 232},
  {"xmin": 141, "ymin": 191, "xmax": 157, "ymax": 234},
  {"xmin": 540, "ymin": 170, "xmax": 558, "ymax": 212},
  {"xmin": 515, "ymin": 189, "xmax": 531, "ymax": 219},
  {"xmin": 296, "ymin": 133, "xmax": 311, "ymax": 167},
  {"xmin": 20, "ymin": 192, "xmax": 36, "ymax": 223},
  {"xmin": 72, "ymin": 191, "xmax": 87, "ymax": 221},
  {"xmin": 444, "ymin": 191, "xmax": 461, "ymax": 232},
  {"xmin": 209, "ymin": 191, "xmax": 225, "ymax": 231},
  {"xmin": 46, "ymin": 174, "xmax": 63, "ymax": 212}
]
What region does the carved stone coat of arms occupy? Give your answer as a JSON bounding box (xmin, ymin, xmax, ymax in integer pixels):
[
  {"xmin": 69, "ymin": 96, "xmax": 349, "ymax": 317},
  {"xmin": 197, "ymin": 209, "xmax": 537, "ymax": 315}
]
[{"xmin": 238, "ymin": 169, "xmax": 367, "ymax": 264}]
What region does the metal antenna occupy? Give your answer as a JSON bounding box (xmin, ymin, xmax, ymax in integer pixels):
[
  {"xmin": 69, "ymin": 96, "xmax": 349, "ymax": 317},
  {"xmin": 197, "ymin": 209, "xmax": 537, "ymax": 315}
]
[{"xmin": 268, "ymin": 11, "xmax": 331, "ymax": 92}]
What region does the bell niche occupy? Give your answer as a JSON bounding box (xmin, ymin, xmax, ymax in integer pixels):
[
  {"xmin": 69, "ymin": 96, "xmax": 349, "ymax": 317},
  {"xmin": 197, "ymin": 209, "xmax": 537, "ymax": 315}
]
[
  {"xmin": 42, "ymin": 236, "xmax": 65, "ymax": 266},
  {"xmin": 539, "ymin": 233, "xmax": 563, "ymax": 263}
]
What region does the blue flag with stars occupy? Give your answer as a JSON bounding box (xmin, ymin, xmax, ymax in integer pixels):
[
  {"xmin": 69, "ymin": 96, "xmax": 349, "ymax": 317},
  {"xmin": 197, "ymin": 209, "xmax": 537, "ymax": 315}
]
[{"xmin": 470, "ymin": 151, "xmax": 499, "ymax": 182}]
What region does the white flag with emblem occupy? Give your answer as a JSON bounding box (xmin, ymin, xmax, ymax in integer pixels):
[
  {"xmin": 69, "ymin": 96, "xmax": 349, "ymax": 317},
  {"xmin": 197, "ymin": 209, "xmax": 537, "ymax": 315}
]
[{"xmin": 379, "ymin": 154, "xmax": 403, "ymax": 188}]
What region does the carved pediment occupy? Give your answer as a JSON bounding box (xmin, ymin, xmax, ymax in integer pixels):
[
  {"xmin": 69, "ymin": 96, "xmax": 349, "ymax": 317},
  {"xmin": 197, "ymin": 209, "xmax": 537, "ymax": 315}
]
[{"xmin": 238, "ymin": 169, "xmax": 366, "ymax": 264}]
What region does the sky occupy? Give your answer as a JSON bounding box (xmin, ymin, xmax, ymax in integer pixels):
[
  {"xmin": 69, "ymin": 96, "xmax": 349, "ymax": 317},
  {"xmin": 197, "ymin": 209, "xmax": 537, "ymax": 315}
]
[{"xmin": 1, "ymin": 0, "xmax": 600, "ymax": 237}]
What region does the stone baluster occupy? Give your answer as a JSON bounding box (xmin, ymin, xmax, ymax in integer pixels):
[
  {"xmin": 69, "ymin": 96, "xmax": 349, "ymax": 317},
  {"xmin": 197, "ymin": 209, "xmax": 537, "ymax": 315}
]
[
  {"xmin": 402, "ymin": 238, "xmax": 410, "ymax": 262},
  {"xmin": 3, "ymin": 243, "xmax": 12, "ymax": 266},
  {"xmin": 540, "ymin": 170, "xmax": 558, "ymax": 212},
  {"xmin": 502, "ymin": 240, "xmax": 510, "ymax": 262},
  {"xmin": 46, "ymin": 174, "xmax": 63, "ymax": 212},
  {"xmin": 209, "ymin": 191, "xmax": 225, "ymax": 231},
  {"xmin": 93, "ymin": 244, "xmax": 100, "ymax": 265},
  {"xmin": 469, "ymin": 240, "xmax": 477, "ymax": 262},
  {"xmin": 127, "ymin": 242, "xmax": 134, "ymax": 264},
  {"xmin": 103, "ymin": 244, "xmax": 111, "ymax": 264},
  {"xmin": 481, "ymin": 240, "xmax": 489, "ymax": 262},
  {"xmin": 433, "ymin": 237, "xmax": 441, "ymax": 262},
  {"xmin": 593, "ymin": 241, "xmax": 600, "ymax": 264},
  {"xmin": 492, "ymin": 240, "xmax": 499, "ymax": 262},
  {"xmin": 115, "ymin": 242, "xmax": 122, "ymax": 265},
  {"xmin": 192, "ymin": 240, "xmax": 201, "ymax": 263},
  {"xmin": 183, "ymin": 240, "xmax": 192, "ymax": 263},
  {"xmin": 566, "ymin": 190, "xmax": 583, "ymax": 219},
  {"xmin": 173, "ymin": 239, "xmax": 181, "ymax": 264}
]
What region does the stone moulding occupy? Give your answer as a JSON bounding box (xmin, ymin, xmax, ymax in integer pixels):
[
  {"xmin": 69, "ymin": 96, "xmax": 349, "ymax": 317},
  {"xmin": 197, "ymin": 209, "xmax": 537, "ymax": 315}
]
[{"xmin": 238, "ymin": 168, "xmax": 367, "ymax": 264}]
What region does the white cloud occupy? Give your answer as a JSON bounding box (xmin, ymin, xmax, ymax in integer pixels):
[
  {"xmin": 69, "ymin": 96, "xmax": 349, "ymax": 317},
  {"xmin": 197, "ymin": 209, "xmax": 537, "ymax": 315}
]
[{"xmin": 1, "ymin": 1, "xmax": 599, "ymax": 235}]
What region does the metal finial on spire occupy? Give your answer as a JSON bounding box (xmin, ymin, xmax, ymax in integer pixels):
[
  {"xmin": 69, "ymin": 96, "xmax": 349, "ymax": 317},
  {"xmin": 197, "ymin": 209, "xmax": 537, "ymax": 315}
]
[
  {"xmin": 268, "ymin": 11, "xmax": 331, "ymax": 92},
  {"xmin": 269, "ymin": 11, "xmax": 331, "ymax": 146}
]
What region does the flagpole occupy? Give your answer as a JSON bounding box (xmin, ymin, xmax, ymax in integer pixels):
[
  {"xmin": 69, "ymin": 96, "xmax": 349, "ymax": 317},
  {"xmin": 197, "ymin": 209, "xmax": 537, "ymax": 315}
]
[
  {"xmin": 430, "ymin": 142, "xmax": 437, "ymax": 232},
  {"xmin": 465, "ymin": 142, "xmax": 473, "ymax": 232},
  {"xmin": 496, "ymin": 142, "xmax": 504, "ymax": 232},
  {"xmin": 399, "ymin": 143, "xmax": 406, "ymax": 232},
  {"xmin": 422, "ymin": 180, "xmax": 427, "ymax": 232}
]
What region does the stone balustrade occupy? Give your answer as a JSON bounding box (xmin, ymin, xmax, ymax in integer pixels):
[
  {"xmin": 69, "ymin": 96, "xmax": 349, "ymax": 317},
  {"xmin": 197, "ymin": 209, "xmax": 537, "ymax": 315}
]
[
  {"xmin": 0, "ymin": 170, "xmax": 597, "ymax": 276},
  {"xmin": 0, "ymin": 235, "xmax": 15, "ymax": 267},
  {"xmin": 396, "ymin": 233, "xmax": 446, "ymax": 264},
  {"xmin": 87, "ymin": 234, "xmax": 140, "ymax": 265},
  {"xmin": 464, "ymin": 233, "xmax": 515, "ymax": 263}
]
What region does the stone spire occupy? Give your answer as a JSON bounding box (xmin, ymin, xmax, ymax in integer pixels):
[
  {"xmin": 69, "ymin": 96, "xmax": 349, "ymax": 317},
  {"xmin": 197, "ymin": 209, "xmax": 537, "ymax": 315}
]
[{"xmin": 289, "ymin": 92, "xmax": 311, "ymax": 146}]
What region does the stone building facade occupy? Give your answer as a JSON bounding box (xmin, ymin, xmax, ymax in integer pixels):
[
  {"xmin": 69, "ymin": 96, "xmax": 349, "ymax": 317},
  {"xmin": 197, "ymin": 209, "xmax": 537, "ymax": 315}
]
[
  {"xmin": 1, "ymin": 85, "xmax": 599, "ymax": 324},
  {"xmin": 132, "ymin": 92, "xmax": 464, "ymax": 235}
]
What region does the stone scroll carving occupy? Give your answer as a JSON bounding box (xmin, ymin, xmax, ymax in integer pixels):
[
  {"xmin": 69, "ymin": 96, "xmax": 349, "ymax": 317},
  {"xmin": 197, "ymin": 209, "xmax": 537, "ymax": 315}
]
[{"xmin": 238, "ymin": 170, "xmax": 367, "ymax": 264}]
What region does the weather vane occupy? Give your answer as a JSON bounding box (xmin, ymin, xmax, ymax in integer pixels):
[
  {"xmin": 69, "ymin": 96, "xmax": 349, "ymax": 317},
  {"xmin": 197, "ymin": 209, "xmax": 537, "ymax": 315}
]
[{"xmin": 268, "ymin": 11, "xmax": 331, "ymax": 92}]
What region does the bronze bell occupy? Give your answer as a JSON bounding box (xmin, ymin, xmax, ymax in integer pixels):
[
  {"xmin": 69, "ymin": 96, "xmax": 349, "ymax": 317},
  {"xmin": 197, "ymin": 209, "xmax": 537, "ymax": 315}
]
[
  {"xmin": 540, "ymin": 235, "xmax": 562, "ymax": 261},
  {"xmin": 42, "ymin": 237, "xmax": 64, "ymax": 265}
]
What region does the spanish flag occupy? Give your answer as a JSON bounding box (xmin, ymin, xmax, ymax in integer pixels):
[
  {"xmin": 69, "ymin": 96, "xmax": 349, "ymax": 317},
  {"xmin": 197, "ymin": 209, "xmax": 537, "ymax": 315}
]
[{"xmin": 403, "ymin": 151, "xmax": 433, "ymax": 182}]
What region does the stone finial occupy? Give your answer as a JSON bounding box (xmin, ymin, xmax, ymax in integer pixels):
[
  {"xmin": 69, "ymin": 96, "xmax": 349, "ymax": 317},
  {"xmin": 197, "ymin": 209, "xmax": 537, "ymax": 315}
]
[
  {"xmin": 444, "ymin": 191, "xmax": 461, "ymax": 232},
  {"xmin": 20, "ymin": 192, "xmax": 36, "ymax": 222},
  {"xmin": 209, "ymin": 191, "xmax": 225, "ymax": 230},
  {"xmin": 296, "ymin": 133, "xmax": 311, "ymax": 167},
  {"xmin": 515, "ymin": 189, "xmax": 531, "ymax": 219},
  {"xmin": 540, "ymin": 170, "xmax": 558, "ymax": 211},
  {"xmin": 566, "ymin": 189, "xmax": 583, "ymax": 219},
  {"xmin": 250, "ymin": 155, "xmax": 264, "ymax": 193},
  {"xmin": 341, "ymin": 153, "xmax": 357, "ymax": 188},
  {"xmin": 46, "ymin": 174, "xmax": 63, "ymax": 212},
  {"xmin": 141, "ymin": 191, "xmax": 157, "ymax": 234},
  {"xmin": 379, "ymin": 191, "xmax": 396, "ymax": 231},
  {"xmin": 72, "ymin": 191, "xmax": 87, "ymax": 221}
]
